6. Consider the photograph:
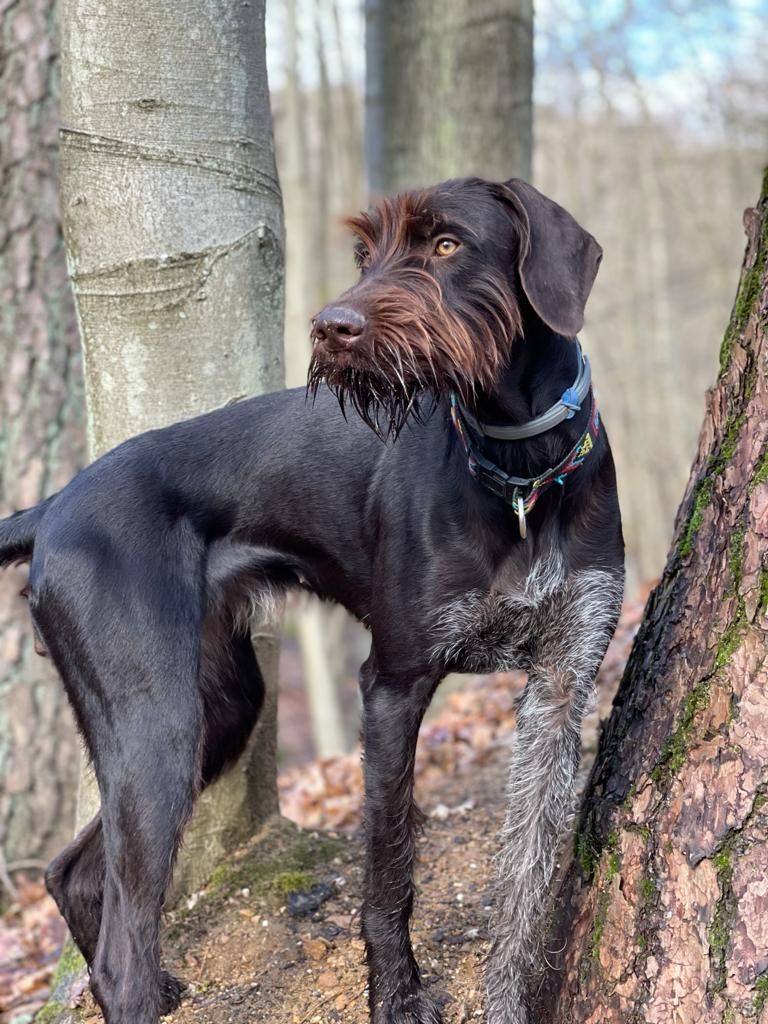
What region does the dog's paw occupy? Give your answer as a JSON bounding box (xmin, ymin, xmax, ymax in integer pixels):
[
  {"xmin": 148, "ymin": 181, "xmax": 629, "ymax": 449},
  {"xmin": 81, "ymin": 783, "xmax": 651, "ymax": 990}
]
[
  {"xmin": 372, "ymin": 988, "xmax": 444, "ymax": 1024},
  {"xmin": 158, "ymin": 969, "xmax": 187, "ymax": 1015}
]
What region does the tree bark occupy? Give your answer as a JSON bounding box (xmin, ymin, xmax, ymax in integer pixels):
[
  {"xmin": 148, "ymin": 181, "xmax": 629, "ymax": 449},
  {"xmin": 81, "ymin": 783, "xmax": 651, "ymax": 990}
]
[
  {"xmin": 365, "ymin": 0, "xmax": 533, "ymax": 193},
  {"xmin": 59, "ymin": 0, "xmax": 284, "ymax": 895},
  {"xmin": 0, "ymin": 0, "xmax": 83, "ymax": 884},
  {"xmin": 544, "ymin": 170, "xmax": 768, "ymax": 1023}
]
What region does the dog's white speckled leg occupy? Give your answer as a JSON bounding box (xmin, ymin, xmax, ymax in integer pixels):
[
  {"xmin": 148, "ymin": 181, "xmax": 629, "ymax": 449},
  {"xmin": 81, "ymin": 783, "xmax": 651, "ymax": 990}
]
[{"xmin": 485, "ymin": 569, "xmax": 623, "ymax": 1023}]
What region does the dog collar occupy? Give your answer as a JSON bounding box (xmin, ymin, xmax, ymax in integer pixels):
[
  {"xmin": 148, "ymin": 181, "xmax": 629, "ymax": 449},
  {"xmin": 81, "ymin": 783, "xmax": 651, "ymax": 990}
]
[
  {"xmin": 455, "ymin": 342, "xmax": 591, "ymax": 440},
  {"xmin": 449, "ymin": 374, "xmax": 600, "ymax": 540}
]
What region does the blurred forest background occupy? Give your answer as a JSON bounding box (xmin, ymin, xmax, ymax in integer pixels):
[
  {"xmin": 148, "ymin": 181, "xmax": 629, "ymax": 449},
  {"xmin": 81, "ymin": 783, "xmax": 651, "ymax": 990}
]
[{"xmin": 0, "ymin": 0, "xmax": 766, "ymax": 899}]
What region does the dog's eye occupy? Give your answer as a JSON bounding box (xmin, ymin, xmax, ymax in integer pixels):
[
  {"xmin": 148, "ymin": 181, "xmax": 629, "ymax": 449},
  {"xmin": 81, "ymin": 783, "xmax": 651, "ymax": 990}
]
[
  {"xmin": 354, "ymin": 246, "xmax": 370, "ymax": 268},
  {"xmin": 434, "ymin": 237, "xmax": 459, "ymax": 257}
]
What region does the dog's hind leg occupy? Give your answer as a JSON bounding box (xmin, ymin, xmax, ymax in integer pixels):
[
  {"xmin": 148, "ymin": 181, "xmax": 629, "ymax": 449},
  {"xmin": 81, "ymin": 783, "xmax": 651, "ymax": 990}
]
[
  {"xmin": 359, "ymin": 655, "xmax": 444, "ymax": 1024},
  {"xmin": 45, "ymin": 814, "xmax": 105, "ymax": 962},
  {"xmin": 31, "ymin": 536, "xmax": 206, "ymax": 1024},
  {"xmin": 90, "ymin": 666, "xmax": 199, "ymax": 1024},
  {"xmin": 44, "ymin": 620, "xmax": 266, "ymax": 1018},
  {"xmin": 45, "ymin": 813, "xmax": 186, "ymax": 1015},
  {"xmin": 484, "ymin": 568, "xmax": 623, "ymax": 1024}
]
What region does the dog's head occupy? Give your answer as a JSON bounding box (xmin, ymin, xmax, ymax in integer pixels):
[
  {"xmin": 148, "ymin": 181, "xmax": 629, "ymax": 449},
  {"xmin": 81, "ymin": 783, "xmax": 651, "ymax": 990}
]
[{"xmin": 309, "ymin": 177, "xmax": 602, "ymax": 436}]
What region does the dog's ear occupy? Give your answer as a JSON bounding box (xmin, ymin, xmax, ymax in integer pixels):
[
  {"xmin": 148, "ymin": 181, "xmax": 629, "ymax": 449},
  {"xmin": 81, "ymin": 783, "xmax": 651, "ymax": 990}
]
[{"xmin": 499, "ymin": 179, "xmax": 602, "ymax": 336}]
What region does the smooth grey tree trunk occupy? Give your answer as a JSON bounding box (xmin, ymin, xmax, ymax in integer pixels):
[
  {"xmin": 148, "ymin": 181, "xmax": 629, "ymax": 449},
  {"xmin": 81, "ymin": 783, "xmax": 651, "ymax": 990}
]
[
  {"xmin": 366, "ymin": 0, "xmax": 533, "ymax": 193},
  {"xmin": 0, "ymin": 0, "xmax": 83, "ymax": 890},
  {"xmin": 59, "ymin": 0, "xmax": 285, "ymax": 895}
]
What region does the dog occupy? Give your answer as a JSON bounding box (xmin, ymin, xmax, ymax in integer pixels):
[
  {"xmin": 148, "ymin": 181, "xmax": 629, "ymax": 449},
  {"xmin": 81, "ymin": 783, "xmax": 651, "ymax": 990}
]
[{"xmin": 0, "ymin": 176, "xmax": 624, "ymax": 1024}]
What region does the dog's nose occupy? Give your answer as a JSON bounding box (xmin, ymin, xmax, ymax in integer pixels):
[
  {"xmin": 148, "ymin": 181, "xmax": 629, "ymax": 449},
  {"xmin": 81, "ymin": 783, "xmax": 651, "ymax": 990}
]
[{"xmin": 312, "ymin": 306, "xmax": 366, "ymax": 350}]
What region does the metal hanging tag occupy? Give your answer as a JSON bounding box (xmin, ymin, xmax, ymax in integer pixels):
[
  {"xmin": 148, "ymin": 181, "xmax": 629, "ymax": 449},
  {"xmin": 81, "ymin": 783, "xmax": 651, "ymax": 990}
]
[{"xmin": 516, "ymin": 495, "xmax": 527, "ymax": 539}]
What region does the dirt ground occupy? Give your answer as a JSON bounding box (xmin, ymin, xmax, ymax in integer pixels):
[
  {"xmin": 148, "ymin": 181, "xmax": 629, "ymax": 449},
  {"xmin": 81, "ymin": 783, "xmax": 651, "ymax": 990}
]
[
  {"xmin": 58, "ymin": 697, "xmax": 516, "ymax": 1024},
  {"xmin": 0, "ymin": 601, "xmax": 642, "ymax": 1024},
  {"xmin": 167, "ymin": 775, "xmax": 502, "ymax": 1024}
]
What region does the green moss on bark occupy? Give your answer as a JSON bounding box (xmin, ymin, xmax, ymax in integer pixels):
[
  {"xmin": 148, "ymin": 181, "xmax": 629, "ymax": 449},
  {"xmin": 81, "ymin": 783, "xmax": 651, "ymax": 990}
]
[
  {"xmin": 35, "ymin": 1002, "xmax": 70, "ymax": 1024},
  {"xmin": 708, "ymin": 842, "xmax": 736, "ymax": 993},
  {"xmin": 679, "ymin": 478, "xmax": 713, "ymax": 558},
  {"xmin": 651, "ymin": 682, "xmax": 710, "ymax": 782},
  {"xmin": 713, "ymin": 523, "xmax": 749, "ymax": 671},
  {"xmin": 758, "ymin": 570, "xmax": 768, "ymax": 618},
  {"xmin": 206, "ymin": 830, "xmax": 340, "ymax": 897},
  {"xmin": 587, "ymin": 833, "xmax": 620, "ymax": 961},
  {"xmin": 719, "ymin": 168, "xmax": 768, "ymax": 371},
  {"xmin": 753, "ymin": 972, "xmax": 768, "ymax": 1013},
  {"xmin": 728, "ymin": 527, "xmax": 746, "ymax": 589},
  {"xmin": 751, "ymin": 447, "xmax": 768, "ymax": 493},
  {"xmin": 575, "ymin": 824, "xmax": 601, "ymax": 881},
  {"xmin": 35, "ymin": 940, "xmax": 87, "ymax": 1023},
  {"xmin": 714, "ymin": 609, "xmax": 747, "ymax": 672},
  {"xmin": 640, "ymin": 875, "xmax": 656, "ymax": 911}
]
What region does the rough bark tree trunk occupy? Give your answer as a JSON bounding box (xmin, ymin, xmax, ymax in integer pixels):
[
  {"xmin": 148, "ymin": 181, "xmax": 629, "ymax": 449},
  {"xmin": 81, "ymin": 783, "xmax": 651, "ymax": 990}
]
[
  {"xmin": 365, "ymin": 0, "xmax": 533, "ymax": 193},
  {"xmin": 0, "ymin": 0, "xmax": 83, "ymax": 886},
  {"xmin": 59, "ymin": 0, "xmax": 285, "ymax": 896},
  {"xmin": 543, "ymin": 171, "xmax": 768, "ymax": 1023}
]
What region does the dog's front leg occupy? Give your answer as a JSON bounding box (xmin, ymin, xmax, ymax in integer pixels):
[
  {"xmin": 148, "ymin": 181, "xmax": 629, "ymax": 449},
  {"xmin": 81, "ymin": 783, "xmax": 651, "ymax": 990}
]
[
  {"xmin": 360, "ymin": 661, "xmax": 442, "ymax": 1024},
  {"xmin": 485, "ymin": 568, "xmax": 623, "ymax": 1024}
]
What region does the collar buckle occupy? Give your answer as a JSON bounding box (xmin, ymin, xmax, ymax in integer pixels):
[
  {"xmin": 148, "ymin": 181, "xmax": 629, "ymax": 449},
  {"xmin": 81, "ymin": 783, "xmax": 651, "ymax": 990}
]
[
  {"xmin": 560, "ymin": 386, "xmax": 582, "ymax": 418},
  {"xmin": 477, "ymin": 470, "xmax": 532, "ymax": 538},
  {"xmin": 477, "ymin": 465, "xmax": 515, "ymax": 503}
]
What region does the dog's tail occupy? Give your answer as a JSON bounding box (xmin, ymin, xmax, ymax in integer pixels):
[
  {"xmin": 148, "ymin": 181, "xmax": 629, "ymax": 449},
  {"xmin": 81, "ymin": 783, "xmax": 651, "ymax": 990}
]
[{"xmin": 0, "ymin": 497, "xmax": 55, "ymax": 568}]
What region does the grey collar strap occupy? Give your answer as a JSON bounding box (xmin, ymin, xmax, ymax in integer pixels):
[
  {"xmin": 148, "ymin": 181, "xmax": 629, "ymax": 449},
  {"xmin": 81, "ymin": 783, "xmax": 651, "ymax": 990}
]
[{"xmin": 457, "ymin": 342, "xmax": 592, "ymax": 441}]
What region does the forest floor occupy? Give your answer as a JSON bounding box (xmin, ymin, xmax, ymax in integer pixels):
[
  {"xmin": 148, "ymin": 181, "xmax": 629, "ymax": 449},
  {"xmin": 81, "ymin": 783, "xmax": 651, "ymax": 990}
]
[{"xmin": 0, "ymin": 600, "xmax": 643, "ymax": 1024}]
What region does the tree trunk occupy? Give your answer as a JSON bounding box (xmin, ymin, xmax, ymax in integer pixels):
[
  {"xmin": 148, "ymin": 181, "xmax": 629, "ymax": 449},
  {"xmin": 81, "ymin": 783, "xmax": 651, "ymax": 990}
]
[
  {"xmin": 365, "ymin": 0, "xmax": 533, "ymax": 193},
  {"xmin": 282, "ymin": 0, "xmax": 312, "ymax": 389},
  {"xmin": 0, "ymin": 0, "xmax": 83, "ymax": 886},
  {"xmin": 279, "ymin": 0, "xmax": 347, "ymax": 758},
  {"xmin": 59, "ymin": 0, "xmax": 284, "ymax": 895},
  {"xmin": 544, "ymin": 171, "xmax": 768, "ymax": 1023}
]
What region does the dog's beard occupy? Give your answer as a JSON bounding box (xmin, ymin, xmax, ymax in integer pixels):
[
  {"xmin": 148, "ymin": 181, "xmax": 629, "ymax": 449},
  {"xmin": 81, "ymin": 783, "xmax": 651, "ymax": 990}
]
[
  {"xmin": 307, "ymin": 271, "xmax": 522, "ymax": 439},
  {"xmin": 307, "ymin": 355, "xmax": 428, "ymax": 440}
]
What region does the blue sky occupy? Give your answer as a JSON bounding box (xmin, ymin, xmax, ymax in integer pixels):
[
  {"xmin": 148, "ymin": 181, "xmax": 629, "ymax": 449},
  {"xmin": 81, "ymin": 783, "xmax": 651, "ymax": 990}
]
[
  {"xmin": 266, "ymin": 0, "xmax": 768, "ymax": 135},
  {"xmin": 536, "ymin": 0, "xmax": 766, "ymax": 78}
]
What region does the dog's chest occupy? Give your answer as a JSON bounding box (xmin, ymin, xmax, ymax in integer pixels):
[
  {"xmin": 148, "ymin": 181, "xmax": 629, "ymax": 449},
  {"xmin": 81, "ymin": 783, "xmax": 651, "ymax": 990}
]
[{"xmin": 430, "ymin": 554, "xmax": 567, "ymax": 673}]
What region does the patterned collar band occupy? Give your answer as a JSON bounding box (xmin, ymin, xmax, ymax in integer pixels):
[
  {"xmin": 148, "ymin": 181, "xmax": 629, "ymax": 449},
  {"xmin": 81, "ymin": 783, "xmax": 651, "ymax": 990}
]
[{"xmin": 449, "ymin": 352, "xmax": 600, "ymax": 539}]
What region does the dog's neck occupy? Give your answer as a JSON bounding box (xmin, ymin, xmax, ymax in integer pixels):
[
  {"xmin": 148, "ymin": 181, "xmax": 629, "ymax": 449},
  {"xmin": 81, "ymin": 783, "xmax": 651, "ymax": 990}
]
[{"xmin": 465, "ymin": 323, "xmax": 587, "ymax": 479}]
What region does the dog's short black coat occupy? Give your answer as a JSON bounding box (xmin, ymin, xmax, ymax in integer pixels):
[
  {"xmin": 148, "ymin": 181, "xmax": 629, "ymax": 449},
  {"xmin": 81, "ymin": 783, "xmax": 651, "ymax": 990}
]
[{"xmin": 0, "ymin": 177, "xmax": 624, "ymax": 1024}]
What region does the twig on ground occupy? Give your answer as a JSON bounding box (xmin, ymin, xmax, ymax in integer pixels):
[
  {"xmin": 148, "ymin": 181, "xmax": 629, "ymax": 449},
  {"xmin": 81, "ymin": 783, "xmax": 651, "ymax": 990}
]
[{"xmin": 298, "ymin": 982, "xmax": 367, "ymax": 1023}]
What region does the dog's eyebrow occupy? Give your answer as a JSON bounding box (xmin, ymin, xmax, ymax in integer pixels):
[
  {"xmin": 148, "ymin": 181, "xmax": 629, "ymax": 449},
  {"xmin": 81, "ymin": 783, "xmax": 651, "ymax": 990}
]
[
  {"xmin": 344, "ymin": 195, "xmax": 479, "ymax": 259},
  {"xmin": 424, "ymin": 215, "xmax": 478, "ymax": 240}
]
